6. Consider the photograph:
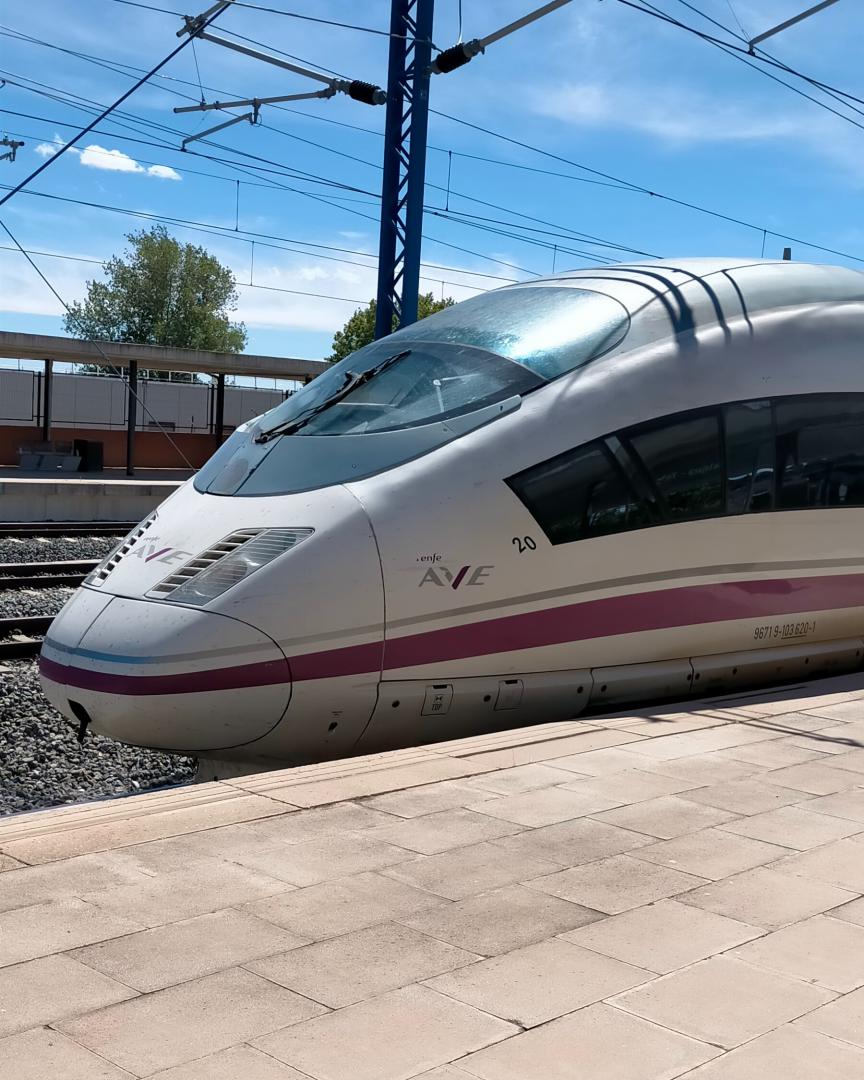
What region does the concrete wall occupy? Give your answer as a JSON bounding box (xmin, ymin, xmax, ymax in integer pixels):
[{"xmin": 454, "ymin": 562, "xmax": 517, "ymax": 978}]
[
  {"xmin": 0, "ymin": 368, "xmax": 289, "ymax": 468},
  {"xmin": 0, "ymin": 477, "xmax": 182, "ymax": 522}
]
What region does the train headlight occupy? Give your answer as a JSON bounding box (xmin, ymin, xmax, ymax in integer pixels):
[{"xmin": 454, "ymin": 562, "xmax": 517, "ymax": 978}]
[{"xmin": 150, "ymin": 528, "xmax": 313, "ymax": 606}]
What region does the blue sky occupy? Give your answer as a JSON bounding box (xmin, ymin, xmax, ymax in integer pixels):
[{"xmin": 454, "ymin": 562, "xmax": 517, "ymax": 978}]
[{"xmin": 0, "ymin": 0, "xmax": 861, "ymax": 361}]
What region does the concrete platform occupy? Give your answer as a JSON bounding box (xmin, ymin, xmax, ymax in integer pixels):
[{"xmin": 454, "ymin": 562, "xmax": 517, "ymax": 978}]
[
  {"xmin": 0, "ymin": 473, "xmax": 185, "ymax": 522},
  {"xmin": 3, "ymin": 676, "xmax": 864, "ymax": 1078}
]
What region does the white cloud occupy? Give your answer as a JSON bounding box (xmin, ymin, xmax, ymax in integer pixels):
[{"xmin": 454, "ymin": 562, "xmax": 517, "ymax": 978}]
[
  {"xmin": 34, "ymin": 136, "xmax": 63, "ymax": 158},
  {"xmin": 79, "ymin": 144, "xmax": 144, "ymax": 173},
  {"xmin": 32, "ymin": 135, "xmax": 181, "ymax": 179},
  {"xmin": 145, "ymin": 164, "xmax": 181, "ymax": 181},
  {"xmin": 533, "ymin": 81, "xmax": 808, "ymax": 144}
]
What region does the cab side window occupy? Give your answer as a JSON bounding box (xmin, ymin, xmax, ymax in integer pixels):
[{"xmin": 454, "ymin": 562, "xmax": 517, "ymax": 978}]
[
  {"xmin": 724, "ymin": 400, "xmax": 774, "ymax": 514},
  {"xmin": 775, "ymin": 398, "xmax": 864, "ymax": 509},
  {"xmin": 507, "ymin": 442, "xmax": 654, "ymax": 544},
  {"xmin": 625, "ymin": 414, "xmax": 723, "ymax": 521}
]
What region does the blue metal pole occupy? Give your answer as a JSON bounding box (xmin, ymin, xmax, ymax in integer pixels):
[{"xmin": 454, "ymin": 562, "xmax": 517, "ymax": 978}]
[
  {"xmin": 401, "ymin": 0, "xmax": 434, "ymax": 329},
  {"xmin": 374, "ymin": 0, "xmax": 435, "ymax": 339}
]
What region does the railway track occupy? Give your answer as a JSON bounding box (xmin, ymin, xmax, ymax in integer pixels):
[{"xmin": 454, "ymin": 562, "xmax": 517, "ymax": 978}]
[
  {"xmin": 0, "ymin": 560, "xmax": 99, "ymax": 590},
  {"xmin": 0, "ymin": 522, "xmax": 135, "ymax": 539},
  {"xmin": 0, "ymin": 616, "xmax": 53, "ymax": 659}
]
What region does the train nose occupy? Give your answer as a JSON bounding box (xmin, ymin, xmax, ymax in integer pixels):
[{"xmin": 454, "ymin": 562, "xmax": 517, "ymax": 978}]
[{"xmin": 39, "ymin": 590, "xmax": 291, "ymax": 752}]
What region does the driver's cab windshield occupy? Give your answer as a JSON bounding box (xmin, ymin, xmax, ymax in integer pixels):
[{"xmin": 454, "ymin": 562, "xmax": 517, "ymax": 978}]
[
  {"xmin": 195, "ymin": 284, "xmax": 630, "ymax": 496},
  {"xmin": 255, "ymin": 285, "xmax": 629, "ymax": 438}
]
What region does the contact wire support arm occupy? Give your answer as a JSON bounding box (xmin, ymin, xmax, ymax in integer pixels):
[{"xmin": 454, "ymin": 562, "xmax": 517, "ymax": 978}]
[
  {"xmin": 430, "ymin": 0, "xmax": 574, "ymax": 74},
  {"xmin": 174, "ymin": 28, "xmax": 386, "ymax": 108}
]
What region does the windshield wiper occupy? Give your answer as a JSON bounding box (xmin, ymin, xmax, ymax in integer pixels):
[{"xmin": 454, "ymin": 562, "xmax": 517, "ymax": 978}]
[{"xmin": 254, "ymin": 350, "xmax": 412, "ymax": 443}]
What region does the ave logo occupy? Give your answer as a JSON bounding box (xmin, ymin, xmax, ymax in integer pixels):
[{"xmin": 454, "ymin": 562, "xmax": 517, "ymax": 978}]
[
  {"xmin": 130, "ymin": 537, "xmax": 193, "ymax": 566},
  {"xmin": 419, "ymin": 564, "xmax": 494, "ymax": 589}
]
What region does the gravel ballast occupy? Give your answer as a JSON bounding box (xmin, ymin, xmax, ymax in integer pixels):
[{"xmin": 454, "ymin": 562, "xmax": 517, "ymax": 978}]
[
  {"xmin": 0, "ymin": 659, "xmax": 196, "ymax": 815},
  {"xmin": 0, "ymin": 533, "xmax": 196, "ymax": 815},
  {"xmin": 0, "ymin": 535, "xmax": 121, "ymax": 563}
]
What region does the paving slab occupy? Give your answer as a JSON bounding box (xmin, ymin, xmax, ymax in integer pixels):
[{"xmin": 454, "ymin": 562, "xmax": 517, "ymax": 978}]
[
  {"xmin": 0, "ymin": 852, "xmax": 153, "ymax": 914},
  {"xmin": 81, "ymin": 856, "xmax": 292, "ymax": 928},
  {"xmin": 631, "ymin": 828, "xmax": 788, "ymax": 880},
  {"xmin": 0, "ymin": 1027, "xmax": 133, "ymax": 1080},
  {"xmin": 488, "ymin": 816, "xmax": 654, "ymax": 867},
  {"xmin": 719, "ymin": 804, "xmax": 864, "ymax": 849},
  {"xmin": 562, "ymin": 898, "xmax": 762, "ymax": 973},
  {"xmin": 241, "ymin": 801, "xmax": 399, "ymax": 841},
  {"xmin": 244, "ymin": 871, "xmax": 448, "ymax": 941},
  {"xmin": 361, "ymin": 808, "xmax": 523, "ymax": 854},
  {"xmin": 148, "ymin": 1044, "xmax": 315, "ymax": 1079},
  {"xmin": 641, "ymin": 752, "xmax": 765, "ymax": 785},
  {"xmin": 252, "ymin": 984, "xmax": 517, "ymax": 1080},
  {"xmin": 72, "ymin": 909, "xmax": 307, "ymax": 992},
  {"xmin": 526, "ymin": 854, "xmax": 708, "ymax": 914},
  {"xmin": 229, "ymin": 832, "xmax": 417, "ymax": 885},
  {"xmin": 425, "ymin": 937, "xmax": 651, "ymax": 1027},
  {"xmin": 457, "ymin": 1001, "xmax": 719, "ymax": 1080},
  {"xmin": 763, "ymin": 760, "xmax": 864, "ymax": 794},
  {"xmin": 717, "ymin": 741, "xmax": 831, "ymax": 768},
  {"xmin": 556, "ymin": 768, "xmax": 702, "ymax": 805},
  {"xmin": 466, "ymin": 785, "xmax": 624, "ymax": 826},
  {"xmin": 361, "ymin": 780, "xmax": 498, "ymax": 818},
  {"xmin": 731, "ymin": 913, "xmax": 864, "ymax": 992},
  {"xmin": 547, "ymin": 746, "xmax": 659, "ymax": 776},
  {"xmin": 685, "ymin": 778, "xmax": 813, "ymax": 815},
  {"xmin": 775, "ymin": 837, "xmax": 864, "ymax": 892},
  {"xmin": 381, "ymin": 840, "xmax": 560, "ymax": 900},
  {"xmin": 797, "ymin": 984, "xmax": 864, "ymax": 1048},
  {"xmin": 399, "ymin": 884, "xmax": 603, "ymax": 955},
  {"xmin": 593, "ymin": 795, "xmax": 740, "ymax": 838},
  {"xmin": 680, "ymin": 866, "xmax": 857, "ymax": 929},
  {"xmin": 58, "ymin": 967, "xmax": 327, "ymax": 1076},
  {"xmin": 0, "ymin": 955, "xmax": 137, "ymax": 1038},
  {"xmin": 830, "ymin": 896, "xmax": 864, "ymax": 927},
  {"xmin": 679, "ymin": 1025, "xmax": 864, "ymax": 1079},
  {"xmin": 248, "ymin": 921, "xmax": 477, "ymax": 1008},
  {"xmin": 803, "ymin": 788, "xmax": 864, "ymax": 823},
  {"xmin": 611, "ymin": 954, "xmax": 834, "ymax": 1049},
  {"xmin": 0, "ymin": 897, "xmax": 142, "ymax": 968},
  {"xmin": 459, "ymin": 763, "xmax": 577, "ymax": 795}
]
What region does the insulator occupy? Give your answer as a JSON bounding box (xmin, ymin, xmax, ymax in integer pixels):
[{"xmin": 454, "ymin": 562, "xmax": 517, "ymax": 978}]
[
  {"xmin": 348, "ymin": 81, "xmax": 386, "ymax": 106},
  {"xmin": 432, "ymin": 39, "xmax": 484, "ymax": 74}
]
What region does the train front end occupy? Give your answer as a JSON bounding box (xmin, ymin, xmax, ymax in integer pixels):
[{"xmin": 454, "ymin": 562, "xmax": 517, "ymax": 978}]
[{"xmin": 38, "ymin": 473, "xmax": 387, "ymax": 766}]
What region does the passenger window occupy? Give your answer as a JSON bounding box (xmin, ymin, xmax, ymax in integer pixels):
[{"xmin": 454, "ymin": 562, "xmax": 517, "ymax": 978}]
[
  {"xmin": 508, "ymin": 442, "xmax": 653, "ymax": 544},
  {"xmin": 626, "ymin": 414, "xmax": 723, "ymax": 520},
  {"xmin": 775, "ymin": 398, "xmax": 864, "ymax": 509},
  {"xmin": 724, "ymin": 400, "xmax": 774, "ymax": 514}
]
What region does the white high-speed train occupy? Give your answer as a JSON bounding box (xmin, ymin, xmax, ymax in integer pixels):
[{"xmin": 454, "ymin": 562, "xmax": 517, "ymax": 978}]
[{"xmin": 39, "ymin": 258, "xmax": 864, "ymax": 774}]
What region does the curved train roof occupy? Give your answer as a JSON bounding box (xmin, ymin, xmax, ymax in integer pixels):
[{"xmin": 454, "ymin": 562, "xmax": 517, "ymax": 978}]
[{"xmin": 510, "ymin": 258, "xmax": 864, "ymax": 354}]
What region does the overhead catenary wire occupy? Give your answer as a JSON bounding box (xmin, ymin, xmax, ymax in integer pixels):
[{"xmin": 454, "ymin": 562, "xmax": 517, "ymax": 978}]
[
  {"xmin": 4, "ymin": 21, "xmax": 851, "ymax": 267},
  {"xmin": 5, "ymin": 15, "xmax": 863, "ymax": 273},
  {"xmin": 0, "ymin": 73, "xmax": 568, "ymax": 274},
  {"xmin": 0, "ymin": 70, "xmax": 612, "ymax": 273},
  {"xmin": 0, "ymin": 184, "xmax": 533, "ymax": 288},
  {"xmin": 430, "ymin": 108, "xmax": 864, "ymax": 267},
  {"xmin": 0, "ymin": 1, "xmax": 231, "ymax": 212},
  {"xmin": 104, "ymin": 0, "xmax": 437, "ymax": 45},
  {"xmin": 618, "ymin": 0, "xmax": 864, "ymax": 125}
]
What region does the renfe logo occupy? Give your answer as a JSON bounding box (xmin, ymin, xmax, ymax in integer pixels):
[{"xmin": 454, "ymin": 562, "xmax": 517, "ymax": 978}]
[
  {"xmin": 419, "ymin": 565, "xmax": 494, "ymax": 589},
  {"xmin": 130, "ymin": 537, "xmax": 193, "ymax": 566}
]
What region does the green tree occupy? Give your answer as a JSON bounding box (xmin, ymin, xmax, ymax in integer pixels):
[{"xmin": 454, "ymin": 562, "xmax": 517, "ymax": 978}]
[
  {"xmin": 327, "ymin": 292, "xmax": 455, "ymax": 363},
  {"xmin": 65, "ymin": 226, "xmax": 246, "ymax": 380}
]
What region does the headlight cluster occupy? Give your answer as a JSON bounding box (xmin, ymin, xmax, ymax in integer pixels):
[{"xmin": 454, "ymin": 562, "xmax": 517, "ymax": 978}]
[{"xmin": 151, "ymin": 528, "xmax": 313, "ymax": 607}]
